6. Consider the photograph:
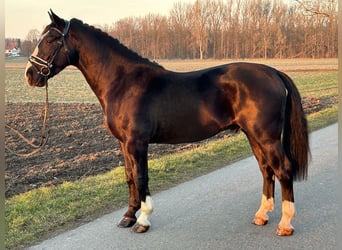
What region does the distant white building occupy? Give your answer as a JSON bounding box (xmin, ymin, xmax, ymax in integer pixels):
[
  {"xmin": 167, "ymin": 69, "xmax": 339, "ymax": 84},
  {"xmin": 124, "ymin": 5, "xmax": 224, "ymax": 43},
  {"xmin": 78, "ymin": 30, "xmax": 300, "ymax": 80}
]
[{"xmin": 5, "ymin": 47, "xmax": 20, "ymax": 57}]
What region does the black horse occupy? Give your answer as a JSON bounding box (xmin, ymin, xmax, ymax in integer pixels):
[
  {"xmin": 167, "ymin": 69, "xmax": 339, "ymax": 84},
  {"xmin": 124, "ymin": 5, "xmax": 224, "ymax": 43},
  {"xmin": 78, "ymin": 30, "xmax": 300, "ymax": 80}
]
[{"xmin": 25, "ymin": 11, "xmax": 309, "ymax": 236}]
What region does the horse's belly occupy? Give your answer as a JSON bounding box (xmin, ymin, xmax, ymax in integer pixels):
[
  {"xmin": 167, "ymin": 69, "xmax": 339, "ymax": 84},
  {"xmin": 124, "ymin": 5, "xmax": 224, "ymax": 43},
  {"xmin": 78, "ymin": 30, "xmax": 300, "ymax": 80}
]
[{"xmin": 150, "ymin": 120, "xmax": 224, "ymax": 144}]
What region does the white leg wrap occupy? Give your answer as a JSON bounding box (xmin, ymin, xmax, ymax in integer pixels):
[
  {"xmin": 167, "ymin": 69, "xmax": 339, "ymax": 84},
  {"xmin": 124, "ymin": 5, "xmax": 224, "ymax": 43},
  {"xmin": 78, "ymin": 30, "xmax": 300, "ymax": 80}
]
[
  {"xmin": 255, "ymin": 194, "xmax": 274, "ymax": 221},
  {"xmin": 279, "ymin": 200, "xmax": 295, "ymax": 229},
  {"xmin": 137, "ymin": 196, "xmax": 153, "ymax": 226}
]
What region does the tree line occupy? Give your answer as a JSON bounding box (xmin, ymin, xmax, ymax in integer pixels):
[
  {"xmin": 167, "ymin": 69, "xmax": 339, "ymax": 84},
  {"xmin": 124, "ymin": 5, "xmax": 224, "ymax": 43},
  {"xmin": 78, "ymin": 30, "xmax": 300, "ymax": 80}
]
[{"xmin": 10, "ymin": 0, "xmax": 338, "ymax": 60}]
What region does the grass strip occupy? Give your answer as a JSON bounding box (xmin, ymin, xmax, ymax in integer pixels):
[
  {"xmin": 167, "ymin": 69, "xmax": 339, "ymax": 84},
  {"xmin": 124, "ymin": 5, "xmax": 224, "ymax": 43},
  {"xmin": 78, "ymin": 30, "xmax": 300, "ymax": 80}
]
[{"xmin": 5, "ymin": 104, "xmax": 338, "ymax": 249}]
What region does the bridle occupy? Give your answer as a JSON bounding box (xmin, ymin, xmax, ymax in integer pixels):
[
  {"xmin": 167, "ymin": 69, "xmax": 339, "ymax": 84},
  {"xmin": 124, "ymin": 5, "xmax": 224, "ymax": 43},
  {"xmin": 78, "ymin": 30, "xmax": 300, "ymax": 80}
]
[
  {"xmin": 29, "ymin": 20, "xmax": 71, "ymax": 78},
  {"xmin": 5, "ymin": 20, "xmax": 71, "ymax": 157}
]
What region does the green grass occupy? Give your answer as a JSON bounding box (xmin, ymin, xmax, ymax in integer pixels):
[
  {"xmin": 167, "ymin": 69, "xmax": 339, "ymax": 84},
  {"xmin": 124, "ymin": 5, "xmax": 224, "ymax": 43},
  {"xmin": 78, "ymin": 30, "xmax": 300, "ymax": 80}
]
[
  {"xmin": 287, "ymin": 71, "xmax": 337, "ymax": 99},
  {"xmin": 307, "ymin": 104, "xmax": 338, "ymax": 131},
  {"xmin": 5, "ymin": 59, "xmax": 338, "ymax": 249},
  {"xmin": 5, "ymin": 134, "xmax": 251, "ymax": 249},
  {"xmin": 5, "ymin": 106, "xmax": 338, "ymax": 249},
  {"xmin": 5, "ymin": 62, "xmax": 338, "ymax": 103},
  {"xmin": 5, "ymin": 69, "xmax": 97, "ymax": 103}
]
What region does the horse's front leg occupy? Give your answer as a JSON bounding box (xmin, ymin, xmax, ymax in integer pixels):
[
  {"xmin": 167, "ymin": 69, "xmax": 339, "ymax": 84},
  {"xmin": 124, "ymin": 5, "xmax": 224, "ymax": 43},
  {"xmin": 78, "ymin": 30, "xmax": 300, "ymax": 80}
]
[
  {"xmin": 117, "ymin": 142, "xmax": 140, "ymax": 228},
  {"xmin": 117, "ymin": 140, "xmax": 153, "ymax": 233}
]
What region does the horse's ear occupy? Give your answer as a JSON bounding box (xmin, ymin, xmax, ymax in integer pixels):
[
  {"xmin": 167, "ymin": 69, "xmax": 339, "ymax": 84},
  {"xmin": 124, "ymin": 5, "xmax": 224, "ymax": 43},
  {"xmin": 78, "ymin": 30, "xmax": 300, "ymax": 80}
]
[{"xmin": 48, "ymin": 9, "xmax": 64, "ymax": 27}]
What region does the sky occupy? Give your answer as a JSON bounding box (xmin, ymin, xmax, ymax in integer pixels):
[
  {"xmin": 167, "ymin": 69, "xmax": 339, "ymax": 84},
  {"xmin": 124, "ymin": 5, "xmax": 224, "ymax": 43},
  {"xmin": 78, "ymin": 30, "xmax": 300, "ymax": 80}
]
[{"xmin": 5, "ymin": 0, "xmax": 196, "ymax": 39}]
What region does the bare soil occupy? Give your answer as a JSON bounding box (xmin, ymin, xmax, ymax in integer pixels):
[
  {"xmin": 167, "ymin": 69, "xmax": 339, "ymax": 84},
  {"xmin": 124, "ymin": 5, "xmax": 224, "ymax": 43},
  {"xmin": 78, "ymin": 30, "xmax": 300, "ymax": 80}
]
[{"xmin": 5, "ymin": 95, "xmax": 337, "ymax": 198}]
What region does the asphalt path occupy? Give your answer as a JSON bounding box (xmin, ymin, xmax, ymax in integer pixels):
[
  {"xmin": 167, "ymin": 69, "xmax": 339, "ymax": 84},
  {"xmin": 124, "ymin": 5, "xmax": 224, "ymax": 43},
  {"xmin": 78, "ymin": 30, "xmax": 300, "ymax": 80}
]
[{"xmin": 30, "ymin": 124, "xmax": 338, "ymax": 250}]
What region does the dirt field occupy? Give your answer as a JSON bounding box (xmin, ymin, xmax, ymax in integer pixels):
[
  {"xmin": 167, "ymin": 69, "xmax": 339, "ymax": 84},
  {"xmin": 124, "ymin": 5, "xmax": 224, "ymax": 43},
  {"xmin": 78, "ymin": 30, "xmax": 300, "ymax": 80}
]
[
  {"xmin": 4, "ymin": 57, "xmax": 338, "ymax": 198},
  {"xmin": 4, "ymin": 95, "xmax": 337, "ymax": 198}
]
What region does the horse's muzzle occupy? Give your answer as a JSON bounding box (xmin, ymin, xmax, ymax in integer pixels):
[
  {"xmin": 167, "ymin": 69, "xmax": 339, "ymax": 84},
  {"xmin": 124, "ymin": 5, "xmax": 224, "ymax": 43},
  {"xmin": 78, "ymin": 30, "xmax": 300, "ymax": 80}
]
[{"xmin": 25, "ymin": 63, "xmax": 47, "ymax": 87}]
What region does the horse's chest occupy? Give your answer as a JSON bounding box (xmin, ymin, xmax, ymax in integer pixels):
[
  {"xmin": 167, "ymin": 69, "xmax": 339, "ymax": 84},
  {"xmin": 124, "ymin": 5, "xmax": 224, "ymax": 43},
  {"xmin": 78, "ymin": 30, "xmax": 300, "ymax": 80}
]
[{"xmin": 102, "ymin": 100, "xmax": 143, "ymax": 141}]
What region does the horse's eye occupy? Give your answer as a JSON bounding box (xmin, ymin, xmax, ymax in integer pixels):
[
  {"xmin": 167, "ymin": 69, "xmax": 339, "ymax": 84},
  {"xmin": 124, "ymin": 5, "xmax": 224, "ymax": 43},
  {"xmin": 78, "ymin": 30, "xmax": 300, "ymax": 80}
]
[{"xmin": 46, "ymin": 34, "xmax": 57, "ymax": 44}]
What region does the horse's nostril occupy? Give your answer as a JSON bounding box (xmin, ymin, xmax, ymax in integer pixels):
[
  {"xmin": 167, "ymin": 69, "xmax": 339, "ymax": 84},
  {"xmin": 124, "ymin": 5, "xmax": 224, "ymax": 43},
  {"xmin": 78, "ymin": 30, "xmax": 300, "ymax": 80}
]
[
  {"xmin": 24, "ymin": 66, "xmax": 35, "ymax": 86},
  {"xmin": 25, "ymin": 71, "xmax": 31, "ymax": 83}
]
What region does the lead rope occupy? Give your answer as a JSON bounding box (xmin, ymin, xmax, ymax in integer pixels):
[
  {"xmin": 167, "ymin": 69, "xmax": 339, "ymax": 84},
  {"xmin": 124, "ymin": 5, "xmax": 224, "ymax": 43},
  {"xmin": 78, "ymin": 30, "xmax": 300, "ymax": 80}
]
[{"xmin": 5, "ymin": 83, "xmax": 49, "ymax": 157}]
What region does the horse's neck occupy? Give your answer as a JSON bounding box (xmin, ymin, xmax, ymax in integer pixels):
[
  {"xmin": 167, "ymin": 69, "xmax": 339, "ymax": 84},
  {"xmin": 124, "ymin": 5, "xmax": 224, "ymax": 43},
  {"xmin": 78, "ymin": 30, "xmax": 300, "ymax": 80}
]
[
  {"xmin": 70, "ymin": 32, "xmax": 118, "ymax": 102},
  {"xmin": 71, "ymin": 30, "xmax": 148, "ymax": 110},
  {"xmin": 75, "ymin": 39, "xmax": 113, "ymax": 83}
]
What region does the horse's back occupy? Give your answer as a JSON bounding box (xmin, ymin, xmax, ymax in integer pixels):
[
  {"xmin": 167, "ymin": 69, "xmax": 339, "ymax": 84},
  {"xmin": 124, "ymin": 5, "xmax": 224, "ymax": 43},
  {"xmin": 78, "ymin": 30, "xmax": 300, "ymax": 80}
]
[{"xmin": 111, "ymin": 62, "xmax": 287, "ymax": 144}]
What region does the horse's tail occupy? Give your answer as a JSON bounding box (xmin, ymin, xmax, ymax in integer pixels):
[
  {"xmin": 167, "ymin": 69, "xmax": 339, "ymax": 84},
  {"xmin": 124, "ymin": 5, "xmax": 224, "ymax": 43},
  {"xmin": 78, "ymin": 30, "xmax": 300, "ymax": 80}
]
[{"xmin": 278, "ymin": 71, "xmax": 310, "ymax": 181}]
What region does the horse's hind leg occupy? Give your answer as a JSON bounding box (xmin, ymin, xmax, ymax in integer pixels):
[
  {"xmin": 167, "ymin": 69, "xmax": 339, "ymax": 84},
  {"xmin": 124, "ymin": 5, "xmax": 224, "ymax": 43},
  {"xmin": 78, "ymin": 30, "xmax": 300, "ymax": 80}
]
[
  {"xmin": 253, "ymin": 137, "xmax": 295, "ymax": 236},
  {"xmin": 275, "ymin": 155, "xmax": 295, "ymax": 236},
  {"xmin": 254, "ymin": 167, "xmax": 275, "ymax": 226},
  {"xmin": 247, "ymin": 136, "xmax": 275, "ymax": 226}
]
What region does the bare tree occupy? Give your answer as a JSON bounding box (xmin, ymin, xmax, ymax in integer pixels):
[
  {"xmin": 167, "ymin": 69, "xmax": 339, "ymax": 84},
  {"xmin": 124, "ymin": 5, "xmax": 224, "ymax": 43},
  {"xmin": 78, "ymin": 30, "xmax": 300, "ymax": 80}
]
[
  {"xmin": 295, "ymin": 0, "xmax": 336, "ymax": 17},
  {"xmin": 26, "ymin": 29, "xmax": 40, "ymax": 45},
  {"xmin": 169, "ymin": 2, "xmax": 192, "ymax": 58},
  {"xmin": 295, "ymin": 0, "xmax": 337, "ymax": 58},
  {"xmin": 21, "ymin": 29, "xmax": 41, "ymax": 56},
  {"xmin": 205, "ymin": 0, "xmax": 225, "ymax": 58},
  {"xmin": 102, "ymin": 0, "xmax": 337, "ymax": 59},
  {"xmin": 187, "ymin": 0, "xmax": 210, "ymax": 59}
]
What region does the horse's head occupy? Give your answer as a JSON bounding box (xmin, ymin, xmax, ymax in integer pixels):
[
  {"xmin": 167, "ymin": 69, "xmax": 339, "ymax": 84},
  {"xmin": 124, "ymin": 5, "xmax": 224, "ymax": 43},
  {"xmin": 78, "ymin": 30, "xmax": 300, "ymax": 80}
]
[{"xmin": 25, "ymin": 10, "xmax": 71, "ymax": 87}]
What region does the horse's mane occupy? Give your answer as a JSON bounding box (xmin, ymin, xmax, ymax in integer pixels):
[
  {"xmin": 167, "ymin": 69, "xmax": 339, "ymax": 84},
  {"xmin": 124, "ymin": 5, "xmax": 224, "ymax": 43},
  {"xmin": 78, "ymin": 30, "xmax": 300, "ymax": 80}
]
[{"xmin": 71, "ymin": 18, "xmax": 164, "ymax": 69}]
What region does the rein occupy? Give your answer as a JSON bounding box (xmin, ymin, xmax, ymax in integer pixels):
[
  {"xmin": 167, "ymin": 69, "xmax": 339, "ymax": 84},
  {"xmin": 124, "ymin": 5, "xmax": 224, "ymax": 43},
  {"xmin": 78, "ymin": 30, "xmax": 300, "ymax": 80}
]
[
  {"xmin": 6, "ymin": 20, "xmax": 70, "ymax": 157},
  {"xmin": 5, "ymin": 84, "xmax": 49, "ymax": 157}
]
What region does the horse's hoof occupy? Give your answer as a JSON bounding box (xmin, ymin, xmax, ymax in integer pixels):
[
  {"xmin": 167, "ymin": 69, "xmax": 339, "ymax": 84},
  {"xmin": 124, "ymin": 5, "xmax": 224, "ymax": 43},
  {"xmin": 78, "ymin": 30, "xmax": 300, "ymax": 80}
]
[
  {"xmin": 253, "ymin": 216, "xmax": 268, "ymax": 226},
  {"xmin": 117, "ymin": 217, "xmax": 136, "ymax": 228},
  {"xmin": 276, "ymin": 225, "xmax": 294, "ymax": 236},
  {"xmin": 132, "ymin": 223, "xmax": 150, "ymax": 233}
]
